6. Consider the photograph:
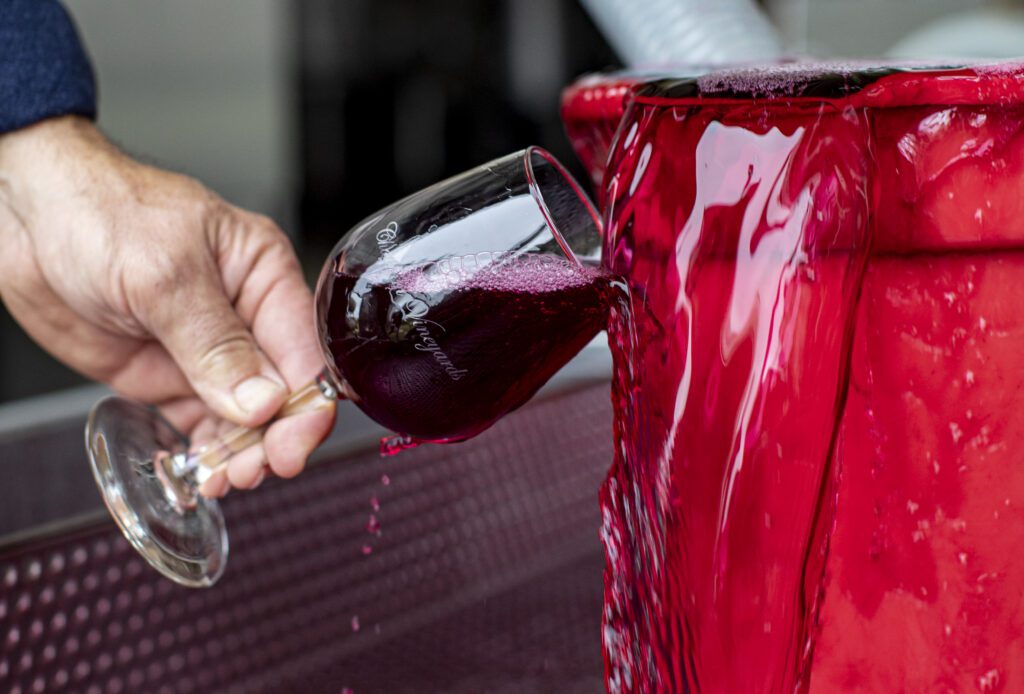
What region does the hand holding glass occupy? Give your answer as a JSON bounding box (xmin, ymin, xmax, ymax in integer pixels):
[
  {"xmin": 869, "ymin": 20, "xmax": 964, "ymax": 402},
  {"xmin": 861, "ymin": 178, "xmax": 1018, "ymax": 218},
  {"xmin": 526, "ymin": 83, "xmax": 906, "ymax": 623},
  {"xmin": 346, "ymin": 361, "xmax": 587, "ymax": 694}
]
[{"xmin": 85, "ymin": 147, "xmax": 607, "ymax": 587}]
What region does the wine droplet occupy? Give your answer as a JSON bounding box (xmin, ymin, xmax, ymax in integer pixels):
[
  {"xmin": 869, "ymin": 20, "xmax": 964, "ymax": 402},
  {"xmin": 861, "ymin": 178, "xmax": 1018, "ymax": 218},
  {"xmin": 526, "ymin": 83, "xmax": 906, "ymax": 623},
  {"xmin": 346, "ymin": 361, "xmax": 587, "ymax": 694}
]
[{"xmin": 380, "ymin": 434, "xmax": 418, "ymax": 457}]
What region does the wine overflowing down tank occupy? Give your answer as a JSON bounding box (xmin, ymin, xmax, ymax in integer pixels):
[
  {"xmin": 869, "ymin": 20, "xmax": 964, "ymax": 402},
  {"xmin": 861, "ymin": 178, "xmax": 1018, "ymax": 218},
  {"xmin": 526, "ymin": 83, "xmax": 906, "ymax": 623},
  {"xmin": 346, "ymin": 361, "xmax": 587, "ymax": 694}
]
[{"xmin": 565, "ymin": 61, "xmax": 1024, "ymax": 692}]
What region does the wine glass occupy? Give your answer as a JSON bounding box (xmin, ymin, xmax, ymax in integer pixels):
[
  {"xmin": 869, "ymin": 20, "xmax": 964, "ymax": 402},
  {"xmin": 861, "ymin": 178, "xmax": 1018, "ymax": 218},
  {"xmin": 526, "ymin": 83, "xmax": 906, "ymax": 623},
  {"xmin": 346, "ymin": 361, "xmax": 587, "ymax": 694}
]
[{"xmin": 85, "ymin": 147, "xmax": 606, "ymax": 587}]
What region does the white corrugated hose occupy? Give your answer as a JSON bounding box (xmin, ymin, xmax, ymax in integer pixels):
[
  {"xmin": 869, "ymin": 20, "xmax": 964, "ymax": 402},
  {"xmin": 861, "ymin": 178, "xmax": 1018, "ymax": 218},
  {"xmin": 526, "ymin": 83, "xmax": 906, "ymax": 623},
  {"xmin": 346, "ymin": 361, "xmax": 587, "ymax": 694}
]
[{"xmin": 579, "ymin": 0, "xmax": 782, "ymax": 67}]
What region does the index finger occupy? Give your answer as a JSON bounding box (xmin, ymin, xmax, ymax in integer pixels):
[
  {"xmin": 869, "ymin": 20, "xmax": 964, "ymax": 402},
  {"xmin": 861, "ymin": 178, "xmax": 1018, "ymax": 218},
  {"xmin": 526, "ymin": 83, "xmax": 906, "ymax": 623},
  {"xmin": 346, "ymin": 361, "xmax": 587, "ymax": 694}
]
[{"xmin": 221, "ymin": 212, "xmax": 326, "ymax": 390}]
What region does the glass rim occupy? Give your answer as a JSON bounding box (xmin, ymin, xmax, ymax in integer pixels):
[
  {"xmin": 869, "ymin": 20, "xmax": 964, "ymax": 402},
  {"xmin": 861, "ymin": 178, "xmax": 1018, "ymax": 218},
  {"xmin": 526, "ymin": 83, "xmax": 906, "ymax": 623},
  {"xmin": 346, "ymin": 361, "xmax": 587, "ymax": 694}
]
[{"xmin": 523, "ymin": 146, "xmax": 603, "ymax": 265}]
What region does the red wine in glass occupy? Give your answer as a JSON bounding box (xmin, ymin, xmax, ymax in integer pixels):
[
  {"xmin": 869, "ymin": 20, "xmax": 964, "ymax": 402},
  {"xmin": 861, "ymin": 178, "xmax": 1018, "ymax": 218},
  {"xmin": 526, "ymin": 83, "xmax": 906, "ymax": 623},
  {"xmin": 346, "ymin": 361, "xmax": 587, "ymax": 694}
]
[{"xmin": 322, "ymin": 254, "xmax": 611, "ymax": 443}]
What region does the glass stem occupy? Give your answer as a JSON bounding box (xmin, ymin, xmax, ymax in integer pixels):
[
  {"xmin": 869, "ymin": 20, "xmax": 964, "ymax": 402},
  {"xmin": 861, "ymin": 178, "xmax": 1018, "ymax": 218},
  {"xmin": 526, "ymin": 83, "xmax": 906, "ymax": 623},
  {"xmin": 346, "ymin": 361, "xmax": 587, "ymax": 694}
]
[{"xmin": 183, "ymin": 370, "xmax": 340, "ymax": 484}]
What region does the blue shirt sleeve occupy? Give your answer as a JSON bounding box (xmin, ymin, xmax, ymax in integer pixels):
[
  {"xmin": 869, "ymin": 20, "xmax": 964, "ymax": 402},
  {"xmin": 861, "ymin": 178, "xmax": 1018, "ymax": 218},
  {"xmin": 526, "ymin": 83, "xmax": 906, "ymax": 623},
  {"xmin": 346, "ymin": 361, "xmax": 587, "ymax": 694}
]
[{"xmin": 0, "ymin": 0, "xmax": 97, "ymax": 133}]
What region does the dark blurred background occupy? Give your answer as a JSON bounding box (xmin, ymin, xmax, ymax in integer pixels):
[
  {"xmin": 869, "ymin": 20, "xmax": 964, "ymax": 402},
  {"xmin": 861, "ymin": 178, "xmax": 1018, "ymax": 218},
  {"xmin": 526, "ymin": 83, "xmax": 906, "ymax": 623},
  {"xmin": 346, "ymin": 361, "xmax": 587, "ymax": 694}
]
[
  {"xmin": 0, "ymin": 0, "xmax": 619, "ymax": 403},
  {"xmin": 294, "ymin": 1, "xmax": 618, "ymax": 262},
  {"xmin": 1, "ymin": 0, "xmax": 1012, "ymax": 404}
]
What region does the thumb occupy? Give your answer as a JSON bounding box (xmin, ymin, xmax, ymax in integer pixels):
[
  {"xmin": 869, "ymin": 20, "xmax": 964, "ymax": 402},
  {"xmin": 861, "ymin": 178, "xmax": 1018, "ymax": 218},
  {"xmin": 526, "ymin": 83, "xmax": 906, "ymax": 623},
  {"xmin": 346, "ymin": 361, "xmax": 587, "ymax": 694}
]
[{"xmin": 138, "ymin": 260, "xmax": 287, "ymax": 426}]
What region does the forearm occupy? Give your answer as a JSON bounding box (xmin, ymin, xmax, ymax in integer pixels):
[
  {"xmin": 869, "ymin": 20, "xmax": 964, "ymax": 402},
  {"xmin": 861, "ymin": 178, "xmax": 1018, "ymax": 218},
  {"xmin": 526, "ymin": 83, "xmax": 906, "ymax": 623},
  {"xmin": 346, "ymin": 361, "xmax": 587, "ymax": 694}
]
[{"xmin": 0, "ymin": 0, "xmax": 101, "ymax": 224}]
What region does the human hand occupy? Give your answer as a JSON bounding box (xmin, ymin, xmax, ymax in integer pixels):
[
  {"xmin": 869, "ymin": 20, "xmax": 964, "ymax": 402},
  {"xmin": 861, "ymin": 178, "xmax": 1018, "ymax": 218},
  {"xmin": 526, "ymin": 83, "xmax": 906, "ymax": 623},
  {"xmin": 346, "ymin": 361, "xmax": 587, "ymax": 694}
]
[{"xmin": 0, "ymin": 116, "xmax": 335, "ymax": 495}]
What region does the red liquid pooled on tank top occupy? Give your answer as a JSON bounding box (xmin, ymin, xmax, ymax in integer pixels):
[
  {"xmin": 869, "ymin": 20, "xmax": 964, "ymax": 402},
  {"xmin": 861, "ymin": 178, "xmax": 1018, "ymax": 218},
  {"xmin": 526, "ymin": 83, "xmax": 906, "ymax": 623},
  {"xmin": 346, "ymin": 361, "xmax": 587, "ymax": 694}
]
[{"xmin": 595, "ymin": 62, "xmax": 1024, "ymax": 692}]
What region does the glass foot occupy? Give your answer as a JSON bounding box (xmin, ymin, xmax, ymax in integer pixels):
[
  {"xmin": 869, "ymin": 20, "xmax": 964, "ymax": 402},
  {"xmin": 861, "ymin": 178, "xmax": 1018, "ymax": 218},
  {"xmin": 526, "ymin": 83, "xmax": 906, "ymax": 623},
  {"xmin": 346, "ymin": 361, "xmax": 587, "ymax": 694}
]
[{"xmin": 85, "ymin": 396, "xmax": 228, "ymax": 587}]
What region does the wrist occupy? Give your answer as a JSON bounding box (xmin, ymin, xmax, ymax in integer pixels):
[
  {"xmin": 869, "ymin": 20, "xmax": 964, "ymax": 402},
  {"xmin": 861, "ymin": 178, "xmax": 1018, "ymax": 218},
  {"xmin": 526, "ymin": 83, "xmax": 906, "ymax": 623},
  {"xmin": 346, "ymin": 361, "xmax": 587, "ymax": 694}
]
[{"xmin": 0, "ymin": 116, "xmax": 111, "ymax": 224}]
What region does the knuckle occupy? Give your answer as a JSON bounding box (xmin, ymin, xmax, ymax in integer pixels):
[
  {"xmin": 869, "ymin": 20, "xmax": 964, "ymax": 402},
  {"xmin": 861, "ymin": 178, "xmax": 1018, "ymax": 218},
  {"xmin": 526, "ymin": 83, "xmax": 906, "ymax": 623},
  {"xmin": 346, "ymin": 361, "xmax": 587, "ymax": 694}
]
[
  {"xmin": 261, "ymin": 227, "xmax": 293, "ymax": 256},
  {"xmin": 122, "ymin": 247, "xmax": 195, "ymax": 312},
  {"xmin": 270, "ymin": 240, "xmax": 300, "ymax": 274},
  {"xmin": 255, "ymin": 220, "xmax": 296, "ymax": 260},
  {"xmin": 236, "ymin": 209, "xmax": 289, "ymax": 245},
  {"xmin": 174, "ymin": 173, "xmax": 217, "ymax": 206},
  {"xmin": 199, "ymin": 192, "xmax": 230, "ymax": 221},
  {"xmin": 246, "ymin": 224, "xmax": 299, "ymax": 278},
  {"xmin": 266, "ymin": 228, "xmax": 299, "ymax": 263},
  {"xmin": 251, "ymin": 212, "xmax": 281, "ymax": 234}
]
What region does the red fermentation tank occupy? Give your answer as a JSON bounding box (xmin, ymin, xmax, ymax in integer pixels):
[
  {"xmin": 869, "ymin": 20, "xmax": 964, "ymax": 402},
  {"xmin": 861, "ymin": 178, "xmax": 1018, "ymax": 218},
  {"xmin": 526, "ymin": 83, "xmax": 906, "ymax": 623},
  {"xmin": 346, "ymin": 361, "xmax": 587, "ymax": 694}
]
[{"xmin": 564, "ymin": 62, "xmax": 1024, "ymax": 693}]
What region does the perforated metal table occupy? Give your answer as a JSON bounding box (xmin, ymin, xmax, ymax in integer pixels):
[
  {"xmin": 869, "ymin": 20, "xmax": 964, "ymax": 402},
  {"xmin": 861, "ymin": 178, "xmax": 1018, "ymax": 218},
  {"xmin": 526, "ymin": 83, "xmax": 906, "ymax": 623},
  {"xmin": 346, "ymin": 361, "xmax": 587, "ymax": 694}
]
[{"xmin": 0, "ymin": 352, "xmax": 612, "ymax": 693}]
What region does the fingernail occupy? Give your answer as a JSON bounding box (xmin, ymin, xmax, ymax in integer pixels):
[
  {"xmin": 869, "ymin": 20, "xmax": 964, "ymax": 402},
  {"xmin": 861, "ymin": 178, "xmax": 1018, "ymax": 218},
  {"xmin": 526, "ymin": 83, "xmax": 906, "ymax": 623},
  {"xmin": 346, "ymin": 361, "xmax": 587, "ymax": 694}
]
[{"xmin": 233, "ymin": 375, "xmax": 285, "ymax": 414}]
